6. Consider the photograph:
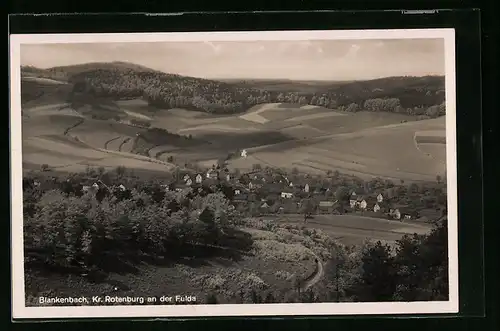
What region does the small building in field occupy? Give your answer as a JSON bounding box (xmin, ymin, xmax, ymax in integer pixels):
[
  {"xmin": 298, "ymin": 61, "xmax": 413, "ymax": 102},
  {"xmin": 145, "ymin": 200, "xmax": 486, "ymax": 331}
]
[
  {"xmin": 281, "ymin": 191, "xmax": 294, "ymax": 199},
  {"xmin": 186, "ymin": 178, "xmax": 193, "ymax": 186},
  {"xmin": 195, "ymin": 174, "xmax": 203, "ymax": 184},
  {"xmin": 241, "ymin": 149, "xmax": 248, "ymax": 158},
  {"xmin": 318, "ymin": 200, "xmax": 338, "ymax": 214},
  {"xmin": 359, "ymin": 199, "xmax": 367, "ymax": 210},
  {"xmin": 373, "ymin": 203, "xmax": 381, "ymax": 213}
]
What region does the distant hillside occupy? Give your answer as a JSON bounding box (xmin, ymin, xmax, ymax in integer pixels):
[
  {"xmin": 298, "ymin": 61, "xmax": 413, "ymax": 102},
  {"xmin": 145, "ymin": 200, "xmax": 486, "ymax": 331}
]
[{"xmin": 20, "ymin": 62, "xmax": 446, "ymax": 117}]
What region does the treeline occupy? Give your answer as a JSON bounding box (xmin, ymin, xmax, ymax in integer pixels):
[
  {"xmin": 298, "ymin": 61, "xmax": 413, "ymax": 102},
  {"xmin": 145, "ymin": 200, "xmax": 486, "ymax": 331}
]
[
  {"xmin": 22, "ymin": 63, "xmax": 446, "ymax": 116},
  {"xmin": 319, "ymin": 221, "xmax": 449, "ymax": 302}
]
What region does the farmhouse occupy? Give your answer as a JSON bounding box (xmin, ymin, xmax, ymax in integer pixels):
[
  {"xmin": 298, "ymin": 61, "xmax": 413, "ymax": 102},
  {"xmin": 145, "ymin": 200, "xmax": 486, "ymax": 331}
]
[
  {"xmin": 359, "ymin": 199, "xmax": 367, "ymax": 210},
  {"xmin": 374, "ymin": 203, "xmax": 381, "ymax": 213},
  {"xmin": 186, "ymin": 178, "xmax": 193, "ymax": 186},
  {"xmin": 280, "ymin": 190, "xmax": 294, "ymax": 199},
  {"xmin": 241, "ymin": 149, "xmax": 248, "ymax": 158},
  {"xmin": 195, "ymin": 174, "xmax": 203, "ymax": 184},
  {"xmin": 304, "ymin": 184, "xmax": 310, "ymax": 193},
  {"xmin": 206, "ymin": 169, "xmax": 218, "ymax": 179},
  {"xmin": 399, "ymin": 207, "xmax": 418, "ymax": 220}
]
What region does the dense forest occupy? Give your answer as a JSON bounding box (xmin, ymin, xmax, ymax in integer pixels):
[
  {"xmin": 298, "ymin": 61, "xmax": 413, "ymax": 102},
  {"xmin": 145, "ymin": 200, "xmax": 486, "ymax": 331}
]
[{"xmin": 21, "ymin": 62, "xmax": 446, "ymax": 117}]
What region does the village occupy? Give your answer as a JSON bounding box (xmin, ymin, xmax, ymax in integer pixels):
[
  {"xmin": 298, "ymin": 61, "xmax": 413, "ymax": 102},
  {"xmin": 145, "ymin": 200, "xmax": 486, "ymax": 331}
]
[{"xmin": 40, "ymin": 151, "xmax": 446, "ymax": 225}]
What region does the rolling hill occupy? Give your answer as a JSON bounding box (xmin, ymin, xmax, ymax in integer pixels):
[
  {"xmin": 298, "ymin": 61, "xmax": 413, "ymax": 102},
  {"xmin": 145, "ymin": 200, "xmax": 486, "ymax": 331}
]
[
  {"xmin": 21, "ymin": 61, "xmax": 445, "ymax": 116},
  {"xmin": 20, "ymin": 62, "xmax": 447, "ymax": 182}
]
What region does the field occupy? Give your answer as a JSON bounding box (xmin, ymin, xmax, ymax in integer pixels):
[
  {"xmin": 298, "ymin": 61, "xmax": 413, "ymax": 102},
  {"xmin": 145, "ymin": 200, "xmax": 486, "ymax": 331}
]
[
  {"xmin": 263, "ymin": 214, "xmax": 433, "ymax": 247},
  {"xmin": 22, "ymin": 104, "xmax": 176, "ymax": 173},
  {"xmin": 21, "ymin": 72, "xmax": 446, "ymax": 182},
  {"xmin": 227, "ymin": 115, "xmax": 447, "ymax": 182}
]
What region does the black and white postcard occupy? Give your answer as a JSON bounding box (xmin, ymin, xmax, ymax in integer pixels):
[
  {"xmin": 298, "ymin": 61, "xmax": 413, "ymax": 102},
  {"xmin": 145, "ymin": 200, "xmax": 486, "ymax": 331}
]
[{"xmin": 10, "ymin": 29, "xmax": 458, "ymax": 319}]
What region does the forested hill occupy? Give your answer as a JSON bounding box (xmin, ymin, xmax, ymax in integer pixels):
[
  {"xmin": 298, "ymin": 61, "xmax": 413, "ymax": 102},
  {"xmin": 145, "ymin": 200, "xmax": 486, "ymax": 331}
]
[{"xmin": 21, "ymin": 62, "xmax": 446, "ymax": 117}]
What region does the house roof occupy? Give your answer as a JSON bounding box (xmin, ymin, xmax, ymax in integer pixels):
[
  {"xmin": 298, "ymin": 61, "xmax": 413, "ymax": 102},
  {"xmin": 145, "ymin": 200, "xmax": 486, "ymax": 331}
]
[
  {"xmin": 319, "ymin": 201, "xmax": 335, "ymax": 207},
  {"xmin": 234, "ymin": 194, "xmax": 248, "ymax": 200}
]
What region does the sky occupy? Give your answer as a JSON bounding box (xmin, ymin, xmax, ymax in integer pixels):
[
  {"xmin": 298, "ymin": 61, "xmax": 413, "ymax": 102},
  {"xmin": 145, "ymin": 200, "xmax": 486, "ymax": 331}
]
[{"xmin": 20, "ymin": 39, "xmax": 445, "ymax": 81}]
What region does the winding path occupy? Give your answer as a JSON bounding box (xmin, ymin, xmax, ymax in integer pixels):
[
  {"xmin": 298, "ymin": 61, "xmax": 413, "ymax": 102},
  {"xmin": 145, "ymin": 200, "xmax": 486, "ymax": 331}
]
[{"xmin": 301, "ymin": 253, "xmax": 324, "ymax": 291}]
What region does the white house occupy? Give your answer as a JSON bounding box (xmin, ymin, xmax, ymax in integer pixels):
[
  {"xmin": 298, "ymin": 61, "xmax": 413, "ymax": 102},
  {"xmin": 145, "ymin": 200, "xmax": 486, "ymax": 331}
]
[
  {"xmin": 377, "ymin": 193, "xmax": 384, "ymax": 203},
  {"xmin": 186, "ymin": 178, "xmax": 193, "ymax": 186},
  {"xmin": 289, "ymin": 182, "xmax": 294, "ymax": 187},
  {"xmin": 206, "ymin": 169, "xmax": 218, "ymax": 179},
  {"xmin": 373, "ymin": 203, "xmax": 381, "ymax": 212},
  {"xmin": 248, "ymin": 182, "xmax": 254, "ymax": 189},
  {"xmin": 226, "ymin": 174, "xmax": 231, "ymax": 181},
  {"xmin": 281, "ymin": 192, "xmax": 294, "ymax": 199},
  {"xmin": 304, "ymin": 184, "xmax": 310, "ymax": 193},
  {"xmin": 359, "ymin": 199, "xmax": 367, "ymax": 210},
  {"xmin": 349, "ymin": 192, "xmax": 357, "ymax": 208},
  {"xmin": 195, "ymin": 174, "xmax": 203, "ymax": 183},
  {"xmin": 234, "ymin": 189, "xmax": 241, "ymax": 195},
  {"xmin": 118, "ymin": 184, "xmax": 126, "ymax": 191},
  {"xmin": 241, "ymin": 149, "xmax": 248, "ymax": 158},
  {"xmin": 261, "ymin": 202, "xmax": 269, "ymax": 208},
  {"xmin": 183, "ymin": 174, "xmax": 191, "ymax": 181}
]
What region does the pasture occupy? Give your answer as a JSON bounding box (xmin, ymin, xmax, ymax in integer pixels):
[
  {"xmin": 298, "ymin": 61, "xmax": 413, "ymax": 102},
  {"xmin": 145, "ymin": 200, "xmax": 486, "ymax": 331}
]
[{"xmin": 263, "ymin": 214, "xmax": 433, "ymax": 247}]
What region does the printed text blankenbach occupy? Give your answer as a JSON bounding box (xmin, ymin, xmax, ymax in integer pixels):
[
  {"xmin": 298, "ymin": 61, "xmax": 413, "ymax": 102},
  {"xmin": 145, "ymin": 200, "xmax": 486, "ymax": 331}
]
[{"xmin": 39, "ymin": 296, "xmax": 89, "ymax": 305}]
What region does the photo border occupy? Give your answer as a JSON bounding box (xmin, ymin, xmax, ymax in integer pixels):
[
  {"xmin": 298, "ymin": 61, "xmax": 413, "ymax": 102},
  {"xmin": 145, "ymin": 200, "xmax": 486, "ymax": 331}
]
[{"xmin": 10, "ymin": 28, "xmax": 458, "ymax": 319}]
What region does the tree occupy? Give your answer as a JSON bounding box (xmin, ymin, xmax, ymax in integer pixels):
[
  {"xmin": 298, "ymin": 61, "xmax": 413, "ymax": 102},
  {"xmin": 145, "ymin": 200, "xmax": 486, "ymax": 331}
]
[
  {"xmin": 349, "ymin": 241, "xmax": 398, "ymax": 302},
  {"xmin": 393, "ymin": 219, "xmax": 449, "ymax": 301},
  {"xmin": 300, "ymin": 198, "xmax": 315, "ymax": 222}
]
